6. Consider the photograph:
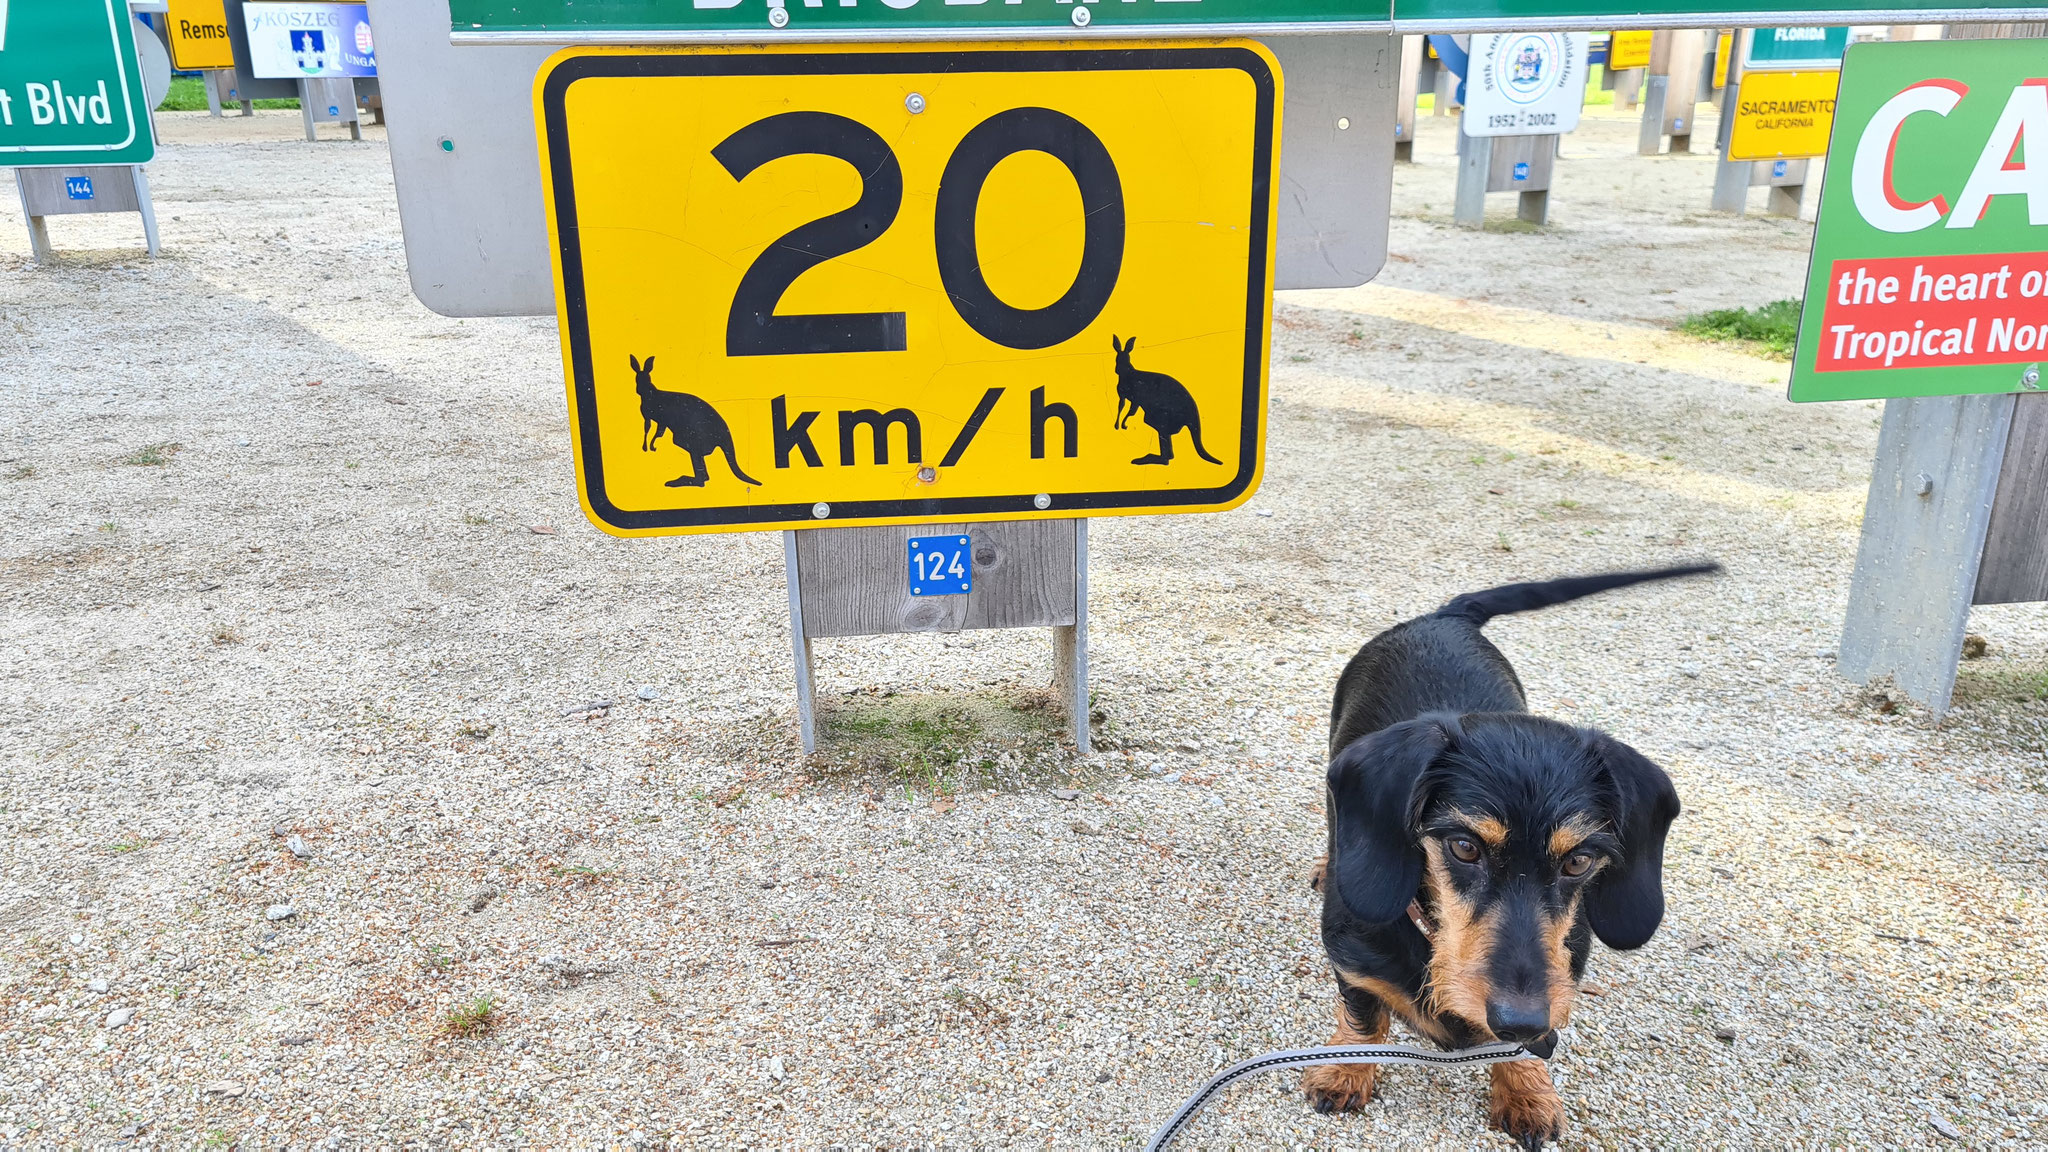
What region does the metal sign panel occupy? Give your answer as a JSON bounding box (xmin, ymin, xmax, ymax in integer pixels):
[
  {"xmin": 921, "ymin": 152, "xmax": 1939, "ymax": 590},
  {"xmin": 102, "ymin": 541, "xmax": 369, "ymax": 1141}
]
[
  {"xmin": 1384, "ymin": 2, "xmax": 2046, "ymax": 33},
  {"xmin": 454, "ymin": 2, "xmax": 2048, "ymax": 41},
  {"xmin": 1791, "ymin": 39, "xmax": 2048, "ymax": 402},
  {"xmin": 166, "ymin": 0, "xmax": 237, "ymax": 70},
  {"xmin": 1461, "ymin": 31, "xmax": 1587, "ymax": 136},
  {"xmin": 535, "ymin": 42, "xmax": 1277, "ymax": 537},
  {"xmin": 1727, "ymin": 68, "xmax": 1837, "ymax": 160},
  {"xmin": 0, "ymin": 0, "xmax": 155, "ymax": 169},
  {"xmin": 1746, "ymin": 25, "xmax": 1848, "ymax": 68},
  {"xmin": 242, "ymin": 1, "xmax": 378, "ymax": 78},
  {"xmin": 458, "ymin": 0, "xmax": 1380, "ymax": 40},
  {"xmin": 376, "ymin": 0, "xmax": 1387, "ymax": 315}
]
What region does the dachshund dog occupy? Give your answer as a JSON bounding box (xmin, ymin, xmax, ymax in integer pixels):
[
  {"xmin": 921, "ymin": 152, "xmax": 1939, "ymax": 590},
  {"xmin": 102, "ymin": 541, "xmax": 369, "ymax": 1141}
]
[{"xmin": 1306, "ymin": 564, "xmax": 1716, "ymax": 1149}]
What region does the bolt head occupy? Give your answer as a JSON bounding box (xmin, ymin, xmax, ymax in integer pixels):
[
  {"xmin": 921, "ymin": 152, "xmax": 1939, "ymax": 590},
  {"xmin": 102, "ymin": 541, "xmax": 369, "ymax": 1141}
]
[
  {"xmin": 2022, "ymin": 365, "xmax": 2041, "ymax": 389},
  {"xmin": 1033, "ymin": 493, "xmax": 1052, "ymax": 510},
  {"xmin": 1070, "ymin": 6, "xmax": 1091, "ymax": 26},
  {"xmin": 811, "ymin": 502, "xmax": 830, "ymax": 519},
  {"xmin": 905, "ymin": 92, "xmax": 926, "ymax": 115},
  {"xmin": 917, "ymin": 466, "xmax": 936, "ymax": 483},
  {"xmin": 767, "ymin": 5, "xmax": 789, "ymax": 27}
]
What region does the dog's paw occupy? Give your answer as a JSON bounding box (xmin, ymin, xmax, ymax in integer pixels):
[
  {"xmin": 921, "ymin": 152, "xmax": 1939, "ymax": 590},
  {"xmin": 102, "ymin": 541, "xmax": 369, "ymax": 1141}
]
[
  {"xmin": 1488, "ymin": 1061, "xmax": 1564, "ymax": 1150},
  {"xmin": 1308, "ymin": 855, "xmax": 1328, "ymax": 894},
  {"xmin": 1301, "ymin": 1062, "xmax": 1377, "ymax": 1114}
]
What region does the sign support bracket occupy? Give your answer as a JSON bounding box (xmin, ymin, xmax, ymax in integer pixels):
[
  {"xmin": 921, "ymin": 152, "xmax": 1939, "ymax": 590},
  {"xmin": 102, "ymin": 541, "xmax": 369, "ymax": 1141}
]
[
  {"xmin": 784, "ymin": 521, "xmax": 1090, "ymax": 757},
  {"xmin": 15, "ymin": 165, "xmax": 159, "ymax": 263}
]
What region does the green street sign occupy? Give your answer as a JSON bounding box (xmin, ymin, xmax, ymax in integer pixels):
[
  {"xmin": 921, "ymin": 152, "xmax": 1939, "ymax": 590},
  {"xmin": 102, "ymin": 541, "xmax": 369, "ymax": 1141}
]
[
  {"xmin": 448, "ymin": 0, "xmax": 2048, "ymax": 39},
  {"xmin": 1790, "ymin": 39, "xmax": 2048, "ymax": 403},
  {"xmin": 1746, "ymin": 25, "xmax": 1849, "ymax": 68},
  {"xmin": 0, "ymin": 0, "xmax": 155, "ymax": 169}
]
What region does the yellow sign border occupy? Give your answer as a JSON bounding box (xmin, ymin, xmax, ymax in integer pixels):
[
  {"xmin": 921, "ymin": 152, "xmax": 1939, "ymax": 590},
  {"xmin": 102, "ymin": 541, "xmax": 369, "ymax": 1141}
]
[{"xmin": 533, "ymin": 40, "xmax": 1280, "ymax": 538}]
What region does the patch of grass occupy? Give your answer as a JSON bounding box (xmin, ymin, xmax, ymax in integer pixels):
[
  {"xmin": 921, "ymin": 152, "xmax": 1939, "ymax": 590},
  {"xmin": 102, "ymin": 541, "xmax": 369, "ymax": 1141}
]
[
  {"xmin": 98, "ymin": 522, "xmax": 118, "ymax": 533},
  {"xmin": 106, "ymin": 837, "xmax": 150, "ymax": 854},
  {"xmin": 444, "ymin": 994, "xmax": 496, "ymax": 1038},
  {"xmin": 121, "ymin": 442, "xmax": 182, "ymax": 467},
  {"xmin": 1287, "ymin": 354, "xmax": 1311, "ymax": 363},
  {"xmin": 1953, "ymin": 660, "xmax": 2048, "ymax": 706},
  {"xmin": 421, "ymin": 945, "xmax": 457, "ymax": 973},
  {"xmin": 461, "ymin": 512, "xmax": 491, "ymax": 526},
  {"xmin": 549, "ymin": 864, "xmax": 612, "ymax": 881},
  {"xmin": 6, "ymin": 464, "xmax": 33, "ymax": 480},
  {"xmin": 1555, "ymin": 499, "xmax": 1581, "ymax": 510},
  {"xmin": 210, "ymin": 623, "xmax": 243, "ymax": 646},
  {"xmin": 1494, "ymin": 532, "xmax": 1514, "ymax": 553},
  {"xmin": 1680, "ymin": 299, "xmax": 1802, "ymax": 360},
  {"xmin": 161, "ymin": 75, "xmax": 298, "ymax": 112},
  {"xmin": 456, "ymin": 721, "xmax": 494, "ymax": 739}
]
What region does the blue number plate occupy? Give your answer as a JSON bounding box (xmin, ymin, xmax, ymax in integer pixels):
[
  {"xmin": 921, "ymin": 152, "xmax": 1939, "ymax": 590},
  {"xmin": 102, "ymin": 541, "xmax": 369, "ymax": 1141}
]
[
  {"xmin": 908, "ymin": 535, "xmax": 972, "ymax": 597},
  {"xmin": 65, "ymin": 177, "xmax": 95, "ymax": 201}
]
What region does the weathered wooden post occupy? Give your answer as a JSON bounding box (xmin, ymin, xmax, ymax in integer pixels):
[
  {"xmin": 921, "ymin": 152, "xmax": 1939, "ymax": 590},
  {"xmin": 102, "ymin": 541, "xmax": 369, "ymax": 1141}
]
[{"xmin": 1396, "ymin": 34, "xmax": 1425, "ymax": 161}]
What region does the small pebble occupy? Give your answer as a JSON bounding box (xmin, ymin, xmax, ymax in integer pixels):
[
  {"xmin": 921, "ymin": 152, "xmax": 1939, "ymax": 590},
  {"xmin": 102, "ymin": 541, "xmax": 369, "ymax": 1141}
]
[
  {"xmin": 266, "ymin": 904, "xmax": 296, "ymax": 921},
  {"xmin": 1712, "ymin": 1024, "xmax": 1739, "ymax": 1042},
  {"xmin": 104, "ymin": 1007, "xmax": 136, "ymax": 1028},
  {"xmin": 287, "ymin": 835, "xmax": 313, "ymax": 860},
  {"xmin": 766, "ymin": 1055, "xmax": 787, "ymax": 1082},
  {"xmin": 1931, "ymin": 1115, "xmax": 1963, "ymax": 1140},
  {"xmin": 88, "ymin": 978, "xmax": 109, "ymax": 994},
  {"xmin": 1052, "ymin": 789, "xmax": 1081, "ymax": 802},
  {"xmin": 636, "ymin": 685, "xmax": 658, "ymax": 701}
]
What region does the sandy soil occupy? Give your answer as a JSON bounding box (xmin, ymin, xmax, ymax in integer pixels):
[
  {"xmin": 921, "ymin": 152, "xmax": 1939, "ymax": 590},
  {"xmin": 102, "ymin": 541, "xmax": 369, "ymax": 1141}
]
[{"xmin": 2, "ymin": 99, "xmax": 2045, "ymax": 1149}]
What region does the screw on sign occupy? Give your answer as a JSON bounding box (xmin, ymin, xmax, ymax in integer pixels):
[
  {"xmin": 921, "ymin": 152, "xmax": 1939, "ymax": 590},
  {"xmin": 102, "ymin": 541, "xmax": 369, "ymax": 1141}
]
[{"xmin": 1792, "ymin": 38, "xmax": 2048, "ymax": 401}]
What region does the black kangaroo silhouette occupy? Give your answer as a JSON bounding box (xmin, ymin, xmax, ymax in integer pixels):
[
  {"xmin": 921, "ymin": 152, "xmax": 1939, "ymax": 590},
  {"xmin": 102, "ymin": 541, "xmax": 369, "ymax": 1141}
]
[
  {"xmin": 1110, "ymin": 336, "xmax": 1222, "ymax": 466},
  {"xmin": 631, "ymin": 354, "xmax": 762, "ymax": 488}
]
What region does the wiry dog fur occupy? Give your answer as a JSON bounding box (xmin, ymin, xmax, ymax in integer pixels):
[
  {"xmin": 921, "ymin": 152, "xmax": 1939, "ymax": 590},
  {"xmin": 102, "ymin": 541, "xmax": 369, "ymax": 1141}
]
[{"xmin": 1305, "ymin": 564, "xmax": 1713, "ymax": 1149}]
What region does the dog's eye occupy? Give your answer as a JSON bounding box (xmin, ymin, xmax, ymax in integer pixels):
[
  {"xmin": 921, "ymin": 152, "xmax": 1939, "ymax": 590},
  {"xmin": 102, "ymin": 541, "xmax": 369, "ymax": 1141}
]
[
  {"xmin": 1562, "ymin": 852, "xmax": 1595, "ymax": 877},
  {"xmin": 1447, "ymin": 836, "xmax": 1482, "ymax": 864}
]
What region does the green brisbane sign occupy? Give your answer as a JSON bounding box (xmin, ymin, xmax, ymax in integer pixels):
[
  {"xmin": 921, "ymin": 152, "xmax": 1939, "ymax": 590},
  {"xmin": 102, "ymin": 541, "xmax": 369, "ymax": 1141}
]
[
  {"xmin": 1791, "ymin": 38, "xmax": 2048, "ymax": 402},
  {"xmin": 0, "ymin": 0, "xmax": 155, "ymax": 168},
  {"xmin": 448, "ymin": 0, "xmax": 2048, "ymax": 38}
]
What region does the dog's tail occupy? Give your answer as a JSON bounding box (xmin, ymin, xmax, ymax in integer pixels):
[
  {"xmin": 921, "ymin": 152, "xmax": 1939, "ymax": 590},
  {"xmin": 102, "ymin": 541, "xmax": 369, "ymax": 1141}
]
[{"xmin": 1436, "ymin": 562, "xmax": 1722, "ymax": 627}]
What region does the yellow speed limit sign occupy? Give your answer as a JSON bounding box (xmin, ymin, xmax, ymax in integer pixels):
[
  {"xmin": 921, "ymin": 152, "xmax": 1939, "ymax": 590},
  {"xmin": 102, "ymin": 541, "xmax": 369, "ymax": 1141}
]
[
  {"xmin": 1728, "ymin": 68, "xmax": 1839, "ymax": 160},
  {"xmin": 534, "ymin": 43, "xmax": 1278, "ymax": 537}
]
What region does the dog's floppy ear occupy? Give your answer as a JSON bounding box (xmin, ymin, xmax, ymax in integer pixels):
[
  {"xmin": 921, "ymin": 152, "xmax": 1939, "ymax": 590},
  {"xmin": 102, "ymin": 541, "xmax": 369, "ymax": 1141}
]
[
  {"xmin": 1326, "ymin": 716, "xmax": 1454, "ymax": 924},
  {"xmin": 1584, "ymin": 735, "xmax": 1680, "ymax": 950}
]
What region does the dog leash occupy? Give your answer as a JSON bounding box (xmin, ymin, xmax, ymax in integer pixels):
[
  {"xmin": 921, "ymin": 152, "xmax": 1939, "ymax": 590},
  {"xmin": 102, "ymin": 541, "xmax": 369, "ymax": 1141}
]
[{"xmin": 1144, "ymin": 1040, "xmax": 1538, "ymax": 1152}]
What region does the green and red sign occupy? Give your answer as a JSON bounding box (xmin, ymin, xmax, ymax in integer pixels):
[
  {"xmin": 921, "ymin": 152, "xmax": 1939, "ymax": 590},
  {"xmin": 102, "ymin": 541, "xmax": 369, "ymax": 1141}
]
[
  {"xmin": 1791, "ymin": 39, "xmax": 2048, "ymax": 402},
  {"xmin": 0, "ymin": 0, "xmax": 155, "ymax": 169}
]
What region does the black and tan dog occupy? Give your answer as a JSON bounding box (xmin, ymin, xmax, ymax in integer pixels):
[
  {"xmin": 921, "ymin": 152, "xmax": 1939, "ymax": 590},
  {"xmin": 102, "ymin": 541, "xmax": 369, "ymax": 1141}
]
[{"xmin": 1306, "ymin": 564, "xmax": 1715, "ymax": 1148}]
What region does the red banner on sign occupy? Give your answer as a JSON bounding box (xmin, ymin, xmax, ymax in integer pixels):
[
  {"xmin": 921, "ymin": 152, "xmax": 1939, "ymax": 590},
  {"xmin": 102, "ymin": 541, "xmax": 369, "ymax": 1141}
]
[{"xmin": 1813, "ymin": 252, "xmax": 2048, "ymax": 373}]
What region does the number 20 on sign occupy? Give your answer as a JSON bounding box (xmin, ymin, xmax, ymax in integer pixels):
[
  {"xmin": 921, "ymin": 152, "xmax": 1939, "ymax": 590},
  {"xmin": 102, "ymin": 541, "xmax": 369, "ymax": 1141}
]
[{"xmin": 534, "ymin": 42, "xmax": 1279, "ymax": 536}]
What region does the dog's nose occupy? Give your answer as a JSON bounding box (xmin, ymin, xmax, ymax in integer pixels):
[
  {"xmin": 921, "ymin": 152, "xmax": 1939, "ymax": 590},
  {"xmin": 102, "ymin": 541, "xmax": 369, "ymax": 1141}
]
[{"xmin": 1485, "ymin": 998, "xmax": 1552, "ymax": 1044}]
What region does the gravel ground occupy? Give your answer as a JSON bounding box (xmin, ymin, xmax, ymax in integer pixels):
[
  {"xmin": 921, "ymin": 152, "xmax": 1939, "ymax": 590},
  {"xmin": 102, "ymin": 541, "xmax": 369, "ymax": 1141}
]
[{"xmin": 2, "ymin": 98, "xmax": 2046, "ymax": 1150}]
